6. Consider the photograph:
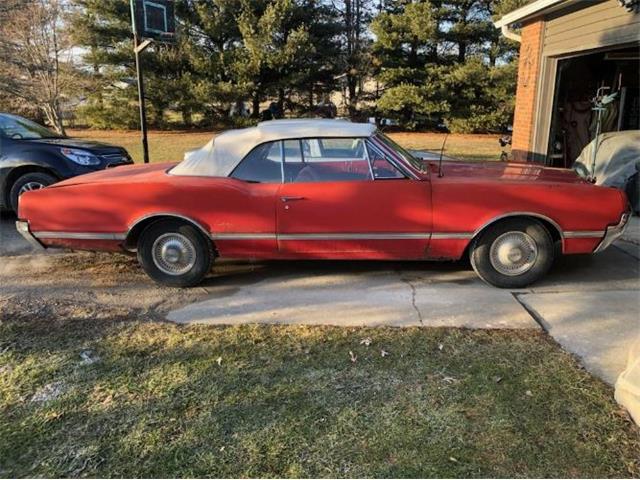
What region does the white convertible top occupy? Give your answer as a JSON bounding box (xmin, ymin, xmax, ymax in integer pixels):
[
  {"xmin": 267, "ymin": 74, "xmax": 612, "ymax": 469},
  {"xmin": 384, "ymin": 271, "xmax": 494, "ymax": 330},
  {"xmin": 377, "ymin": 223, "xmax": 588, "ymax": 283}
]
[{"xmin": 171, "ymin": 119, "xmax": 377, "ymax": 177}]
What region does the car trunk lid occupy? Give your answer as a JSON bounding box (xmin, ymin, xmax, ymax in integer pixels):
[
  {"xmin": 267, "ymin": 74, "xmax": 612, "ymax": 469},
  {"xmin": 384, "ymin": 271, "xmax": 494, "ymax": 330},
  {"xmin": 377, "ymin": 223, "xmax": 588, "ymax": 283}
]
[{"xmin": 49, "ymin": 162, "xmax": 175, "ymax": 188}]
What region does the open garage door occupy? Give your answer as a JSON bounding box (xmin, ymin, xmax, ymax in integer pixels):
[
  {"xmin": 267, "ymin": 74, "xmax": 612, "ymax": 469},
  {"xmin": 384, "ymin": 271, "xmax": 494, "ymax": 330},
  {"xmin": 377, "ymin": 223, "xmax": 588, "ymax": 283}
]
[{"xmin": 546, "ymin": 46, "xmax": 639, "ymax": 169}]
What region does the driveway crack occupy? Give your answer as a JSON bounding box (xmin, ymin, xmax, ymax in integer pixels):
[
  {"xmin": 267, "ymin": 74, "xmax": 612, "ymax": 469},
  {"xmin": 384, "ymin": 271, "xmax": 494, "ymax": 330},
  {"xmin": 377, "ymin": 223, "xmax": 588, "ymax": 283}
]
[
  {"xmin": 398, "ymin": 274, "xmax": 423, "ymax": 326},
  {"xmin": 512, "ymin": 292, "xmax": 549, "ymax": 332}
]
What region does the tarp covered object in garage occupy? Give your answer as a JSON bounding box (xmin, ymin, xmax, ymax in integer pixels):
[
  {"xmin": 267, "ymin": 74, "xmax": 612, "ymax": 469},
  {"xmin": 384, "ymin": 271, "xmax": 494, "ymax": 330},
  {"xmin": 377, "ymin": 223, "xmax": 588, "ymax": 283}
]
[
  {"xmin": 574, "ymin": 130, "xmax": 640, "ymax": 188},
  {"xmin": 573, "ymin": 131, "xmax": 640, "ymax": 212}
]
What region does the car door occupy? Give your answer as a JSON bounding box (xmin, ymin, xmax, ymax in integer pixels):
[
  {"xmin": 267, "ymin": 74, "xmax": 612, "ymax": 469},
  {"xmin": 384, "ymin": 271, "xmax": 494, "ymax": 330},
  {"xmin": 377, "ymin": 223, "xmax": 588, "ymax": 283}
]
[
  {"xmin": 206, "ymin": 141, "xmax": 283, "ymax": 258},
  {"xmin": 276, "ymin": 137, "xmax": 432, "ymax": 259}
]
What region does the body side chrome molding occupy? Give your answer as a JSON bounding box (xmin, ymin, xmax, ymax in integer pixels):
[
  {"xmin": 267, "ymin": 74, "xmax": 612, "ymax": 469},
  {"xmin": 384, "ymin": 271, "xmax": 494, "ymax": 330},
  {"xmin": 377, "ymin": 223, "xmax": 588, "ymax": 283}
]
[
  {"xmin": 211, "ymin": 233, "xmax": 277, "ymax": 240},
  {"xmin": 563, "ymin": 231, "xmax": 605, "ymax": 239},
  {"xmin": 29, "ymin": 213, "xmax": 608, "ymax": 246},
  {"xmin": 29, "ymin": 229, "xmax": 608, "ymax": 242},
  {"xmin": 32, "ymin": 231, "xmax": 126, "ymax": 240},
  {"xmin": 278, "ymin": 232, "xmax": 431, "ymax": 240},
  {"xmin": 430, "ymin": 232, "xmax": 473, "ymax": 240}
]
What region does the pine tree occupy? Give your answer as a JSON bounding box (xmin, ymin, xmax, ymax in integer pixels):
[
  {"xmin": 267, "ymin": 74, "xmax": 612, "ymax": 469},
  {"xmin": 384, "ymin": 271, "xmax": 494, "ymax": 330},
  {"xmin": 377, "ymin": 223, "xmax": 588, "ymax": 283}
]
[{"xmin": 371, "ymin": 0, "xmax": 526, "ymax": 132}]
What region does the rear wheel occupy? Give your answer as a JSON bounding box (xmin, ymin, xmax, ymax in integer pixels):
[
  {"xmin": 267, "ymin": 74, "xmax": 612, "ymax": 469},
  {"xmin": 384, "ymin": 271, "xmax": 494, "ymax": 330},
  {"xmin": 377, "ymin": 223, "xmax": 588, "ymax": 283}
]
[
  {"xmin": 137, "ymin": 220, "xmax": 214, "ymax": 287},
  {"xmin": 9, "ymin": 172, "xmax": 57, "ymax": 213},
  {"xmin": 470, "ymin": 218, "xmax": 554, "ymax": 288}
]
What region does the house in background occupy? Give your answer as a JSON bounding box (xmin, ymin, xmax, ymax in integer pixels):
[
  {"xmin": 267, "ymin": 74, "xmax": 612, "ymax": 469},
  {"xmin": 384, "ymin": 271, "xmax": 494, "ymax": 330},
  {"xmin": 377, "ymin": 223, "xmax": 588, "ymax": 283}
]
[{"xmin": 495, "ymin": 0, "xmax": 640, "ymax": 166}]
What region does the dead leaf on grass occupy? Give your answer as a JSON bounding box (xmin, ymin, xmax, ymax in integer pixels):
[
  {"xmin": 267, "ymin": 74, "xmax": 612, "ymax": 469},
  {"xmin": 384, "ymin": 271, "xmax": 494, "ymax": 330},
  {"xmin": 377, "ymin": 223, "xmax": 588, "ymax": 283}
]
[
  {"xmin": 31, "ymin": 381, "xmax": 65, "ymax": 403},
  {"xmin": 80, "ymin": 350, "xmax": 100, "ymax": 365},
  {"xmin": 360, "ymin": 338, "xmax": 372, "ymax": 346},
  {"xmin": 349, "ymin": 351, "xmax": 357, "ymax": 363}
]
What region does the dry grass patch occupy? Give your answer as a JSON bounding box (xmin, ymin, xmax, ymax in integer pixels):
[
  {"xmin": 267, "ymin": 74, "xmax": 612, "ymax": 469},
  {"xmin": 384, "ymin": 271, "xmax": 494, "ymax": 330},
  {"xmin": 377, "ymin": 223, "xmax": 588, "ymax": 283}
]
[
  {"xmin": 67, "ymin": 129, "xmax": 506, "ymax": 164},
  {"xmin": 1, "ymin": 317, "xmax": 638, "ymax": 478}
]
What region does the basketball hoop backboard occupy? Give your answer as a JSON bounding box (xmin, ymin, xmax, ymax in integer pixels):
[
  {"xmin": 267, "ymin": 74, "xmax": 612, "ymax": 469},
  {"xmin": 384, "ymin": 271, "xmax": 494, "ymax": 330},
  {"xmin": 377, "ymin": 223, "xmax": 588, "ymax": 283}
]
[{"xmin": 133, "ymin": 0, "xmax": 175, "ymax": 42}]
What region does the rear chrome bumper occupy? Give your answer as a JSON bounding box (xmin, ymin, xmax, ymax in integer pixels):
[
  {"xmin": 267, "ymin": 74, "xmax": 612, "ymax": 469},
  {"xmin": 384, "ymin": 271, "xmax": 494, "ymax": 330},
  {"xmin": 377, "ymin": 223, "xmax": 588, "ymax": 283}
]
[
  {"xmin": 594, "ymin": 212, "xmax": 630, "ymax": 253},
  {"xmin": 15, "ymin": 220, "xmax": 45, "ymax": 250}
]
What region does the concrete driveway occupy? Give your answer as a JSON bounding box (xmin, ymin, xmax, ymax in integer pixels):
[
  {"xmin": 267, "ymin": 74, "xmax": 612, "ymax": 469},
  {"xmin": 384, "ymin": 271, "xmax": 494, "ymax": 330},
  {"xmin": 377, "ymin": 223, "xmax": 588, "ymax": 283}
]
[
  {"xmin": 168, "ymin": 218, "xmax": 640, "ymax": 385},
  {"xmin": 2, "ymin": 213, "xmax": 639, "ymax": 385}
]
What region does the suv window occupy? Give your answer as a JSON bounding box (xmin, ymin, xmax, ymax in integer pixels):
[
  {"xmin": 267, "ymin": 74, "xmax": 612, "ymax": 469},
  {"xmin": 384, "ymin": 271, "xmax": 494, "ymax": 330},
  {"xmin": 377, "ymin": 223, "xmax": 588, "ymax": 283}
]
[
  {"xmin": 0, "ymin": 114, "xmax": 61, "ymax": 140},
  {"xmin": 231, "ymin": 141, "xmax": 282, "ymax": 183},
  {"xmin": 286, "ymin": 137, "xmax": 372, "ymax": 183}
]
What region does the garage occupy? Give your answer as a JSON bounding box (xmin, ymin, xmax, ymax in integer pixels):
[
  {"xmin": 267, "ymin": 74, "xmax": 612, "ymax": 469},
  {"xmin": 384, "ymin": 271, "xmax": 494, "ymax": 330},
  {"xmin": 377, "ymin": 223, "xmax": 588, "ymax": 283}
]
[{"xmin": 495, "ymin": 0, "xmax": 640, "ymax": 169}]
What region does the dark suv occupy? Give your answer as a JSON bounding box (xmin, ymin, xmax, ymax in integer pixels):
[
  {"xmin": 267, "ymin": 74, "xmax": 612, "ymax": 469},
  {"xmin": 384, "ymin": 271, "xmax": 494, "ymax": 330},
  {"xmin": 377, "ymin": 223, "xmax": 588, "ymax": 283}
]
[{"xmin": 0, "ymin": 113, "xmax": 133, "ymax": 212}]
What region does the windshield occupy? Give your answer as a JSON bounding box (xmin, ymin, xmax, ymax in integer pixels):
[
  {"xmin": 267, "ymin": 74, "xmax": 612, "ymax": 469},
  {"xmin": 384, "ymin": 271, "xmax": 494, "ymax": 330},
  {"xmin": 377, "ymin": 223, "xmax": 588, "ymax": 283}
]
[
  {"xmin": 374, "ymin": 132, "xmax": 424, "ymax": 172},
  {"xmin": 0, "ymin": 114, "xmax": 62, "ymax": 140}
]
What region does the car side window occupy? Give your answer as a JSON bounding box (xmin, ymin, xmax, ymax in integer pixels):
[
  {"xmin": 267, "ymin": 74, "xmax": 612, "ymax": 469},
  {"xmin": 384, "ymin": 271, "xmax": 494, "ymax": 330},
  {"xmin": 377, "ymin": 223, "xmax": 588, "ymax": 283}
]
[
  {"xmin": 365, "ymin": 140, "xmax": 406, "ymax": 179},
  {"xmin": 286, "ymin": 137, "xmax": 373, "ymax": 183},
  {"xmin": 231, "ymin": 141, "xmax": 283, "ymax": 183}
]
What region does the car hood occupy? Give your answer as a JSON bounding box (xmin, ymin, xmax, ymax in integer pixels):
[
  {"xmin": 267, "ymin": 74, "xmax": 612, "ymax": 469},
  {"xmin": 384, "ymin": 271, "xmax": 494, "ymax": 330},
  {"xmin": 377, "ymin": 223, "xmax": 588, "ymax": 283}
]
[
  {"xmin": 430, "ymin": 160, "xmax": 587, "ymax": 184},
  {"xmin": 29, "ymin": 137, "xmax": 126, "ymax": 154},
  {"xmin": 50, "ymin": 162, "xmax": 175, "ymax": 188}
]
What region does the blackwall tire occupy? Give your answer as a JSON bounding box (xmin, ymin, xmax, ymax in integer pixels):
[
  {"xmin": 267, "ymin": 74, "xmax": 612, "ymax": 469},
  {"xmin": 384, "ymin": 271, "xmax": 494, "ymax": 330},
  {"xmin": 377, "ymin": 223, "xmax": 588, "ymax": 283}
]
[
  {"xmin": 470, "ymin": 218, "xmax": 554, "ymax": 289},
  {"xmin": 9, "ymin": 172, "xmax": 57, "ymax": 213},
  {"xmin": 137, "ymin": 219, "xmax": 214, "ymax": 287}
]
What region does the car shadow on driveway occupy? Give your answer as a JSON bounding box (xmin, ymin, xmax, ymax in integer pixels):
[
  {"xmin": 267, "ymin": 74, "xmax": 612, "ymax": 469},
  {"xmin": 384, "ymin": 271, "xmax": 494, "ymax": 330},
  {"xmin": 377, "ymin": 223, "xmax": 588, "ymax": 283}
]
[{"xmin": 0, "ymin": 211, "xmax": 35, "ymax": 256}]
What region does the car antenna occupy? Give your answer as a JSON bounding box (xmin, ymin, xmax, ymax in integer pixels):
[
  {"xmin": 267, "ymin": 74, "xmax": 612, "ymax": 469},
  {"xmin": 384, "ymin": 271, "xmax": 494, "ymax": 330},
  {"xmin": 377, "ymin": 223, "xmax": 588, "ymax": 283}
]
[{"xmin": 438, "ymin": 134, "xmax": 449, "ymax": 178}]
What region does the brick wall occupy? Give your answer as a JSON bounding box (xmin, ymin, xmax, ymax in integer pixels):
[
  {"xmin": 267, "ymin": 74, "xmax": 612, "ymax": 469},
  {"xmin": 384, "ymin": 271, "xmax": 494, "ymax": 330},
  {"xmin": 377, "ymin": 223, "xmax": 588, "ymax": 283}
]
[{"xmin": 511, "ymin": 19, "xmax": 544, "ymax": 162}]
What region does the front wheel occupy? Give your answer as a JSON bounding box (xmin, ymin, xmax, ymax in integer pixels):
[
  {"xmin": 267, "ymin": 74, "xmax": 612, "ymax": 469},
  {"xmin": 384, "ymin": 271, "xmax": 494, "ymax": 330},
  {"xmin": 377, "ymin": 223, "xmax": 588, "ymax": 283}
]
[
  {"xmin": 10, "ymin": 172, "xmax": 57, "ymax": 213},
  {"xmin": 137, "ymin": 220, "xmax": 214, "ymax": 287},
  {"xmin": 470, "ymin": 218, "xmax": 554, "ymax": 289}
]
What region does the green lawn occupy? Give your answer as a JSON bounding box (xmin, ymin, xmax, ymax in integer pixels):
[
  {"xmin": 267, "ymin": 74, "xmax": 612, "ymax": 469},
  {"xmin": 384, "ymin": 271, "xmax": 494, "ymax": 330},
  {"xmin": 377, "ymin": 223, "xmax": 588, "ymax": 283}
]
[
  {"xmin": 67, "ymin": 129, "xmax": 507, "ymax": 164},
  {"xmin": 1, "ymin": 317, "xmax": 638, "ymax": 478}
]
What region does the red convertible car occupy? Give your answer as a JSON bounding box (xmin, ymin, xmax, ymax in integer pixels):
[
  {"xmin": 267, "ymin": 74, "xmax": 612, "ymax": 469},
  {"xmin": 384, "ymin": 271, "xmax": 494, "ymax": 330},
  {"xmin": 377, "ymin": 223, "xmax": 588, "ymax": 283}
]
[{"xmin": 17, "ymin": 119, "xmax": 630, "ymax": 288}]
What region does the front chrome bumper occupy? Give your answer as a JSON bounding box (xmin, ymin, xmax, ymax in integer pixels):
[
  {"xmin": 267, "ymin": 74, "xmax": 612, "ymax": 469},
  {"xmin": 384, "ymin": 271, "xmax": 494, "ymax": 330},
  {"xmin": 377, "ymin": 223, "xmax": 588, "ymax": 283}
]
[
  {"xmin": 594, "ymin": 212, "xmax": 630, "ymax": 253},
  {"xmin": 15, "ymin": 220, "xmax": 45, "ymax": 250}
]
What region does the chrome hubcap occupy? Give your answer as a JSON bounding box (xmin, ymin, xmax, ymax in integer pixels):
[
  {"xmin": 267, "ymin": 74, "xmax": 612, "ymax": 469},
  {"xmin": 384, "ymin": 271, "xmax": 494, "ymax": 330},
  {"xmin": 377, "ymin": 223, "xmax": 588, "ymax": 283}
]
[
  {"xmin": 18, "ymin": 182, "xmax": 45, "ymax": 195},
  {"xmin": 151, "ymin": 233, "xmax": 196, "ymax": 276},
  {"xmin": 489, "ymin": 231, "xmax": 538, "ymax": 276}
]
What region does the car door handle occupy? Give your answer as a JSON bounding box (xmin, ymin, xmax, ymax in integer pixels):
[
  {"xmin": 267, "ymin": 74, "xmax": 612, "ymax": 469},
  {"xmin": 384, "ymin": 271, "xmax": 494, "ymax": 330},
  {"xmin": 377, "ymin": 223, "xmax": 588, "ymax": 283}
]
[{"xmin": 280, "ymin": 196, "xmax": 305, "ymax": 202}]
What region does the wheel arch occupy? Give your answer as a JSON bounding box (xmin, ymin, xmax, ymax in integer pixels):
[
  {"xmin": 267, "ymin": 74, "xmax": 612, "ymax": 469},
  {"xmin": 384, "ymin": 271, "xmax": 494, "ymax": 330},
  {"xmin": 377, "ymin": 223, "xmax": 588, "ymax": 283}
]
[
  {"xmin": 124, "ymin": 213, "xmax": 214, "ymax": 252},
  {"xmin": 464, "ymin": 212, "xmax": 564, "ymax": 257}
]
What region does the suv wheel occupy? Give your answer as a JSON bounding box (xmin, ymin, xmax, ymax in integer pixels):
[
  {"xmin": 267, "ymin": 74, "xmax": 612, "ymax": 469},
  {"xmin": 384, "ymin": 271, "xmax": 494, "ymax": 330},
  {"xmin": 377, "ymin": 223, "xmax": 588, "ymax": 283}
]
[{"xmin": 9, "ymin": 172, "xmax": 57, "ymax": 213}]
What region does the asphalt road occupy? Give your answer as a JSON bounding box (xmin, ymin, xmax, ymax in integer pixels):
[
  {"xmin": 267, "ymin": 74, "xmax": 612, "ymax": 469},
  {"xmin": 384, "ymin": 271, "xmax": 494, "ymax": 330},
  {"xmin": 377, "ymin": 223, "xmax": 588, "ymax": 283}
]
[{"xmin": 0, "ymin": 212, "xmax": 33, "ymax": 256}]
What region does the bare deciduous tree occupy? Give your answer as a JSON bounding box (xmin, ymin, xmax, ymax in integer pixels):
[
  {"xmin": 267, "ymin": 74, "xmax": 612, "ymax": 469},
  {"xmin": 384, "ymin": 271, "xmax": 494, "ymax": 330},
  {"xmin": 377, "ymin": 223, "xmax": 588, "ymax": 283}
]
[{"xmin": 0, "ymin": 0, "xmax": 74, "ymax": 134}]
